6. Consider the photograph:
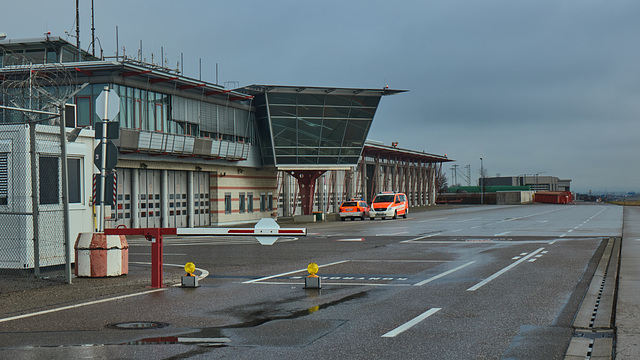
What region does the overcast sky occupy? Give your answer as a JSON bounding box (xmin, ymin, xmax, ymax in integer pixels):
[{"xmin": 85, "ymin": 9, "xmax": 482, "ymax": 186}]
[{"xmin": 4, "ymin": 1, "xmax": 640, "ymax": 193}]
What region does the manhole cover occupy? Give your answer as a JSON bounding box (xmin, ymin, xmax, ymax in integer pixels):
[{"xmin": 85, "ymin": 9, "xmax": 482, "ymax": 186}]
[{"xmin": 106, "ymin": 321, "xmax": 169, "ymax": 330}]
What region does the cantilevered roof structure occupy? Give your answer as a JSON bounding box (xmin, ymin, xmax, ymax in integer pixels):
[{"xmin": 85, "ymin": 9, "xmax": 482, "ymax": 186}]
[
  {"xmin": 362, "ymin": 141, "xmax": 452, "ymax": 164},
  {"xmin": 238, "ymin": 85, "xmax": 406, "ymax": 170},
  {"xmin": 238, "ymin": 84, "xmax": 406, "ymax": 214}
]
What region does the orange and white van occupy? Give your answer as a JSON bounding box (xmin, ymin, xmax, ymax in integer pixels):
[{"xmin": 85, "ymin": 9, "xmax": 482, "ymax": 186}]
[
  {"xmin": 339, "ymin": 199, "xmax": 370, "ymax": 221},
  {"xmin": 369, "ymin": 191, "xmax": 408, "ymax": 220}
]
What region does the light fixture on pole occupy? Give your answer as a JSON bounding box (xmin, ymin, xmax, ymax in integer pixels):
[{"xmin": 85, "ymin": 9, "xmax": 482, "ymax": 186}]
[{"xmin": 480, "ymin": 158, "xmax": 484, "ymax": 205}]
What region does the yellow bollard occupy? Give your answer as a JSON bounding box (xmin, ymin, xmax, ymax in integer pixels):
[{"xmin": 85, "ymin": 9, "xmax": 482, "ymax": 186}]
[
  {"xmin": 184, "ymin": 262, "xmax": 196, "ymax": 276},
  {"xmin": 181, "ymin": 262, "xmax": 199, "ymax": 288},
  {"xmin": 305, "ymin": 262, "xmax": 321, "ymax": 289}
]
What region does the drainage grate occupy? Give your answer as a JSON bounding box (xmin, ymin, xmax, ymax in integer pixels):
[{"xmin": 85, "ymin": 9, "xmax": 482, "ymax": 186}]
[
  {"xmin": 106, "ymin": 321, "xmax": 170, "ymax": 330},
  {"xmin": 574, "ymin": 330, "xmax": 614, "ymax": 339},
  {"xmin": 589, "ymin": 269, "xmax": 609, "ymax": 328}
]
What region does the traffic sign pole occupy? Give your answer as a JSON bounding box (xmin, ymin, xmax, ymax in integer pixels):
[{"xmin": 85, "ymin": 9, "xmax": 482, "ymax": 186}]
[
  {"xmin": 99, "ymin": 86, "xmax": 109, "ymax": 232},
  {"xmin": 95, "ymin": 87, "xmax": 120, "ymax": 232}
]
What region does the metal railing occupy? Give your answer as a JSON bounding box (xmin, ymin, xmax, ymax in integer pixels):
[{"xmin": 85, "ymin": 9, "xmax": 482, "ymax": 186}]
[{"xmin": 119, "ymin": 128, "xmax": 250, "ymax": 160}]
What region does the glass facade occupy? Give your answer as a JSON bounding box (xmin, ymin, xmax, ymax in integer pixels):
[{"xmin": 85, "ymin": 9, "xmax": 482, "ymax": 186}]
[
  {"xmin": 0, "ymin": 41, "xmax": 92, "ymax": 67},
  {"xmin": 72, "ymin": 84, "xmax": 171, "ymax": 131},
  {"xmin": 254, "ymin": 90, "xmax": 381, "ymax": 166},
  {"xmin": 68, "ymin": 83, "xmax": 255, "ymax": 146}
]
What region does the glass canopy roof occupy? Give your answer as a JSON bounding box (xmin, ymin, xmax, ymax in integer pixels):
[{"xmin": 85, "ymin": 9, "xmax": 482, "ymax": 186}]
[{"xmin": 241, "ymin": 85, "xmax": 406, "ymax": 168}]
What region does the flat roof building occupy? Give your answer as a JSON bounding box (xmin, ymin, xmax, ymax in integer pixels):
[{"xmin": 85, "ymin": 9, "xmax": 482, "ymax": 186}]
[
  {"xmin": 0, "ymin": 35, "xmax": 451, "ymax": 268},
  {"xmin": 482, "ymin": 175, "xmax": 571, "ymax": 192}
]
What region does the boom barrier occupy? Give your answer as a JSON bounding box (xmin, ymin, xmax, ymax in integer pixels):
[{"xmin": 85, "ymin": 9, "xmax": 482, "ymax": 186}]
[{"xmin": 104, "ymin": 218, "xmax": 306, "ymax": 288}]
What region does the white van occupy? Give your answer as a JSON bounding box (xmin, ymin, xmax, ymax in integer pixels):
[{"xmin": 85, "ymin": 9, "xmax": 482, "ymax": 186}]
[{"xmin": 369, "ymin": 191, "xmax": 408, "ymax": 220}]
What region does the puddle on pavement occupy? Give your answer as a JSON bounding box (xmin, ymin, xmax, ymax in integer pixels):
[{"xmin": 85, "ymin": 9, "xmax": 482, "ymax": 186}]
[
  {"xmin": 107, "ymin": 321, "xmax": 170, "ymax": 330},
  {"xmin": 124, "ymin": 290, "xmax": 367, "ymax": 346}
]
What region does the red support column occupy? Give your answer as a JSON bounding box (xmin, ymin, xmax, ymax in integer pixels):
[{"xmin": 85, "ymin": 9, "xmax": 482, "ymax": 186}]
[{"xmin": 285, "ymin": 170, "xmax": 326, "ymax": 215}]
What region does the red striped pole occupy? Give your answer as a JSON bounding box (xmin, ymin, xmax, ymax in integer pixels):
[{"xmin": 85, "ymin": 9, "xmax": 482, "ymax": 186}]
[
  {"xmin": 112, "ymin": 172, "xmax": 117, "ymax": 205},
  {"xmin": 92, "ymin": 174, "xmax": 97, "ymax": 204}
]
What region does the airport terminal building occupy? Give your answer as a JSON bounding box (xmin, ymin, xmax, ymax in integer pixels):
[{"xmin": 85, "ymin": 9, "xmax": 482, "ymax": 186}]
[{"xmin": 0, "ymin": 36, "xmax": 451, "ymax": 267}]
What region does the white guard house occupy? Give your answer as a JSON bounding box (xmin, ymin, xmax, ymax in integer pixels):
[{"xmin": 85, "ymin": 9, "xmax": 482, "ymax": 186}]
[{"xmin": 0, "ymin": 124, "xmax": 94, "ymax": 268}]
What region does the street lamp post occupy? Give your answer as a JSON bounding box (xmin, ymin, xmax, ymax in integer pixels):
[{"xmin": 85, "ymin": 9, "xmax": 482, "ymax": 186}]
[
  {"xmin": 534, "ymin": 172, "xmax": 546, "ymax": 191},
  {"xmin": 480, "ymin": 157, "xmax": 484, "ymax": 205}
]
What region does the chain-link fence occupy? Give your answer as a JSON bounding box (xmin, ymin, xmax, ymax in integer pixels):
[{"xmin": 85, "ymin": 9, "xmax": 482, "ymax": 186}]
[
  {"xmin": 0, "ymin": 59, "xmax": 77, "ymax": 293},
  {"xmin": 0, "ymin": 121, "xmax": 71, "ymax": 293}
]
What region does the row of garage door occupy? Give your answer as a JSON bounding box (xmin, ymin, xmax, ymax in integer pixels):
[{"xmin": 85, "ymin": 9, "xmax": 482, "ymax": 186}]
[{"xmin": 110, "ymin": 169, "xmax": 210, "ymax": 228}]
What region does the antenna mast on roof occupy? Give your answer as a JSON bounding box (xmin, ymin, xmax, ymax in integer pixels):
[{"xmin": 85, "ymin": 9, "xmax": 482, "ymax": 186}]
[
  {"xmin": 75, "ymin": 0, "xmax": 80, "ymax": 50},
  {"xmin": 91, "ymin": 0, "xmax": 95, "ymax": 57},
  {"xmin": 115, "ymin": 26, "xmax": 119, "ymax": 60}
]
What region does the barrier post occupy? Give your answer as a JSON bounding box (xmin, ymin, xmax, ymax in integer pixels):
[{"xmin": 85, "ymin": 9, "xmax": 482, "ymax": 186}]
[
  {"xmin": 105, "ymin": 227, "xmax": 174, "ymax": 289},
  {"xmin": 146, "ymin": 228, "xmax": 164, "ymax": 288}
]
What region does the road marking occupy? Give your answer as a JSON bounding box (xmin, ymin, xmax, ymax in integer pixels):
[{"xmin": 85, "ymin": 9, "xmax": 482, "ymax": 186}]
[
  {"xmin": 413, "ymin": 261, "xmax": 475, "ymax": 286},
  {"xmin": 381, "ymin": 308, "xmax": 442, "ymax": 337},
  {"xmin": 130, "ymin": 262, "xmax": 210, "ymax": 281},
  {"xmin": 253, "ymin": 281, "xmax": 411, "ymax": 287},
  {"xmin": 400, "ymin": 233, "xmax": 442, "ymax": 242},
  {"xmin": 494, "ymin": 231, "xmax": 511, "ymax": 236},
  {"xmin": 419, "ymin": 217, "xmax": 448, "ymax": 222},
  {"xmin": 467, "ymin": 248, "xmax": 545, "ymax": 291},
  {"xmin": 353, "ymin": 259, "xmax": 447, "ymax": 263},
  {"xmin": 242, "ymin": 260, "xmax": 349, "ymax": 284},
  {"xmin": 290, "ymin": 275, "xmax": 409, "ymax": 281},
  {"xmin": 0, "ymin": 262, "xmax": 210, "ymax": 324},
  {"xmin": 408, "ymin": 240, "xmax": 552, "ymax": 245},
  {"xmin": 336, "ymin": 238, "xmax": 364, "ymax": 242},
  {"xmin": 0, "ymin": 288, "xmax": 166, "ymax": 324},
  {"xmin": 377, "ymin": 231, "xmax": 409, "ymax": 236}
]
